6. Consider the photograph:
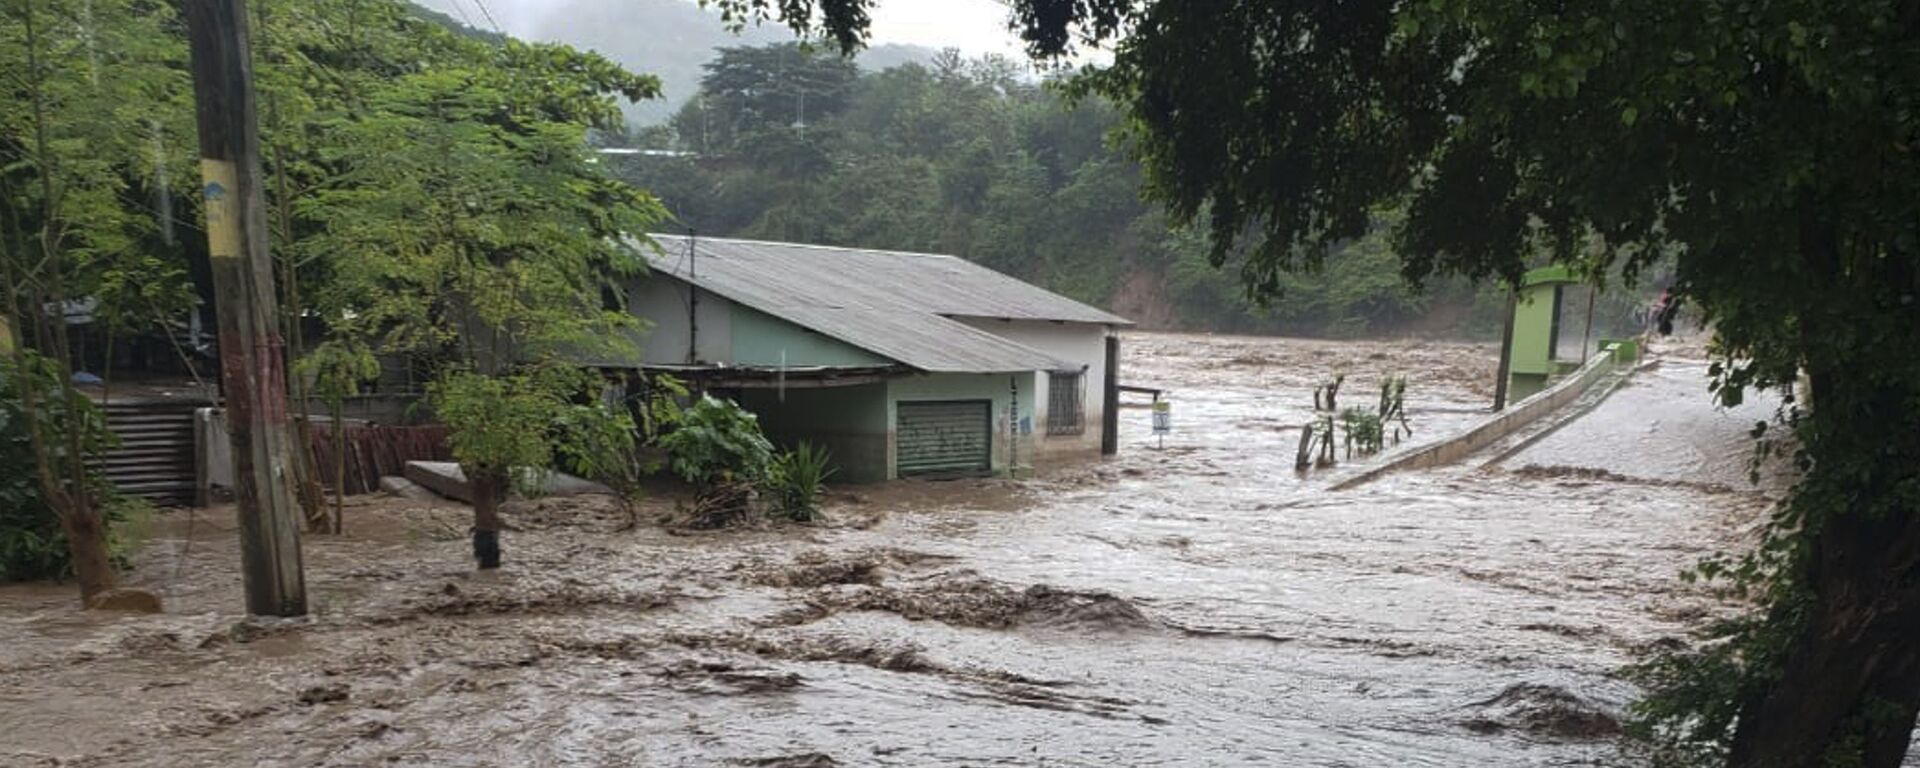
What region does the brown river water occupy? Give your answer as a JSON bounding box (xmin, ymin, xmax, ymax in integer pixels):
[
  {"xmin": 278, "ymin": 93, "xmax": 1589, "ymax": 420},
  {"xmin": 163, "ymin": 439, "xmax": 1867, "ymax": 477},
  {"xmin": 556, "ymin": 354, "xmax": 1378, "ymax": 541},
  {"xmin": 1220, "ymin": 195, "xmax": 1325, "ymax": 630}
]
[{"xmin": 0, "ymin": 332, "xmax": 1783, "ymax": 767}]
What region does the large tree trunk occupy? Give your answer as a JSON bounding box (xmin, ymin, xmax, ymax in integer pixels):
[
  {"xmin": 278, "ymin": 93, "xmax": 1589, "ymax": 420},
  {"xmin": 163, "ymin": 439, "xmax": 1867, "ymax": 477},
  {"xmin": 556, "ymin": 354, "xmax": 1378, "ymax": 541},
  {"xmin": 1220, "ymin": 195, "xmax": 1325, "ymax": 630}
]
[
  {"xmin": 1727, "ymin": 369, "xmax": 1920, "ymax": 768},
  {"xmin": 55, "ymin": 498, "xmax": 116, "ymax": 603},
  {"xmin": 1726, "ymin": 508, "xmax": 1920, "ymax": 767},
  {"xmin": 470, "ymin": 467, "xmax": 505, "ymax": 569}
]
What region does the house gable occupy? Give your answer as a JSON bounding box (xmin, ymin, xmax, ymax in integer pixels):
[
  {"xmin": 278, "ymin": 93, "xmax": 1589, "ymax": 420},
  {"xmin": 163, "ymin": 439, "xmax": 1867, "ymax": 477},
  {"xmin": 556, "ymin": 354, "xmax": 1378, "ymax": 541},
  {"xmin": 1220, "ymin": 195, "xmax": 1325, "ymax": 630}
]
[{"xmin": 729, "ymin": 304, "xmax": 893, "ymax": 368}]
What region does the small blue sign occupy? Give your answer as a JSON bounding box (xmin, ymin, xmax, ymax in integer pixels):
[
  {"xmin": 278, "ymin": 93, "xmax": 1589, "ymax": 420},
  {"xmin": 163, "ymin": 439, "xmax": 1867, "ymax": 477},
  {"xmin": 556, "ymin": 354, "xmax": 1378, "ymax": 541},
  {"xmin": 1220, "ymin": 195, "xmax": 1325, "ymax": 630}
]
[{"xmin": 203, "ymin": 181, "xmax": 227, "ymax": 201}]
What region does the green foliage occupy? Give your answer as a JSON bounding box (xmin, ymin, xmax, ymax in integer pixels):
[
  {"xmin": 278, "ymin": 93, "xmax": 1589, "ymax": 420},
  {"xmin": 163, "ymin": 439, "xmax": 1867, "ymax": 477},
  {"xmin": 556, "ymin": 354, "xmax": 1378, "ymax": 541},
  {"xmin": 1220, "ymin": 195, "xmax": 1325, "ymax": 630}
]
[
  {"xmin": 1339, "ymin": 408, "xmax": 1384, "ymax": 458},
  {"xmin": 299, "ymin": 341, "xmax": 379, "ymax": 403},
  {"xmin": 0, "ymin": 370, "xmax": 62, "ymax": 581},
  {"xmin": 0, "ymin": 0, "xmax": 200, "ymax": 306},
  {"xmin": 634, "ymin": 373, "xmax": 690, "ymax": 444},
  {"xmin": 672, "ymin": 43, "xmax": 860, "ymax": 156},
  {"xmin": 766, "ymin": 441, "xmax": 835, "ymax": 522},
  {"xmin": 0, "ymin": 355, "xmax": 139, "ymax": 581},
  {"xmin": 430, "ymin": 365, "xmax": 635, "ymax": 497},
  {"xmin": 548, "ymin": 375, "xmax": 643, "ymax": 495},
  {"xmin": 257, "ymin": 0, "xmax": 668, "ymax": 520},
  {"xmin": 292, "ymin": 23, "xmax": 667, "ymax": 368},
  {"xmin": 657, "ymin": 395, "xmax": 774, "ymax": 488},
  {"xmin": 1337, "ymin": 378, "xmax": 1411, "ymax": 459}
]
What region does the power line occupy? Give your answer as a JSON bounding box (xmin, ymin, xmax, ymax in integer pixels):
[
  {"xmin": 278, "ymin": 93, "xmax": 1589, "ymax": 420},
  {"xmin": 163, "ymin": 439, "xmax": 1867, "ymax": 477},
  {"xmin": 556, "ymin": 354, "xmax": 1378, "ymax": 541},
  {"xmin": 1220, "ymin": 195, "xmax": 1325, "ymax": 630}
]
[
  {"xmin": 443, "ymin": 0, "xmax": 477, "ymax": 30},
  {"xmin": 467, "ymin": 0, "xmax": 505, "ymax": 36}
]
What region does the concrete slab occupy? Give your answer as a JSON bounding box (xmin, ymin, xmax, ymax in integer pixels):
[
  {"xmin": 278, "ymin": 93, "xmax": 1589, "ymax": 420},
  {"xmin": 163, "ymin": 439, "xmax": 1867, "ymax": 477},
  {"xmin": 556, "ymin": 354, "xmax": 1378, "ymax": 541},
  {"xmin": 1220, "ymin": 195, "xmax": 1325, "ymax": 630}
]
[
  {"xmin": 378, "ymin": 475, "xmax": 441, "ymax": 502},
  {"xmin": 402, "ymin": 461, "xmax": 615, "ymax": 504}
]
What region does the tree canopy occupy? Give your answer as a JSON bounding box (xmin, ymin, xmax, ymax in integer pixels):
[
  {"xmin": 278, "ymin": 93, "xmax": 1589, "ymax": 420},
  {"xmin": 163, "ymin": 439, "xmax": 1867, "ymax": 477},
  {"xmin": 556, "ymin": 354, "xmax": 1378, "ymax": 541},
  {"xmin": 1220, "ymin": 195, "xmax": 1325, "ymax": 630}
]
[{"xmin": 730, "ymin": 0, "xmax": 1920, "ymax": 765}]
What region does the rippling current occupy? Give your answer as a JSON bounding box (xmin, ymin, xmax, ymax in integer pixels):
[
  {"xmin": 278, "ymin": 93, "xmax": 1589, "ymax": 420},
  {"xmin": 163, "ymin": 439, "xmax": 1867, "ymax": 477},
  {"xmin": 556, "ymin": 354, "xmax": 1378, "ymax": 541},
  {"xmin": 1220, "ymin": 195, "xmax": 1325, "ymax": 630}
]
[{"xmin": 0, "ymin": 332, "xmax": 1792, "ymax": 767}]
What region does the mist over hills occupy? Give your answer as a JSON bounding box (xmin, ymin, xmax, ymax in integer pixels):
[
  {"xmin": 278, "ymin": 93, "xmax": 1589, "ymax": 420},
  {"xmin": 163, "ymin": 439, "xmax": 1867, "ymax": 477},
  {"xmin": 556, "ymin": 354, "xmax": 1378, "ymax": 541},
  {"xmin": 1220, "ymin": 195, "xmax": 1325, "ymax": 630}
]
[{"xmin": 413, "ymin": 0, "xmax": 938, "ymax": 126}]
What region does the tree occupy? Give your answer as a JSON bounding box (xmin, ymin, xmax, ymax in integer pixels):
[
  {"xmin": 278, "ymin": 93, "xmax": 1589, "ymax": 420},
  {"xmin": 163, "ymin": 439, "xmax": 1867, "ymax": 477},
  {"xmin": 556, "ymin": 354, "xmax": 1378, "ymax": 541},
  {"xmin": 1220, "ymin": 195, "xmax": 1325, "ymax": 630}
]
[
  {"xmin": 713, "ymin": 1, "xmax": 1920, "ymax": 765},
  {"xmin": 298, "ymin": 26, "xmax": 666, "ymax": 568},
  {"xmin": 298, "ymin": 339, "xmax": 378, "ymax": 534},
  {"xmin": 0, "ymin": 0, "xmax": 198, "ymax": 603},
  {"xmin": 669, "ymin": 43, "xmax": 859, "ymax": 155}
]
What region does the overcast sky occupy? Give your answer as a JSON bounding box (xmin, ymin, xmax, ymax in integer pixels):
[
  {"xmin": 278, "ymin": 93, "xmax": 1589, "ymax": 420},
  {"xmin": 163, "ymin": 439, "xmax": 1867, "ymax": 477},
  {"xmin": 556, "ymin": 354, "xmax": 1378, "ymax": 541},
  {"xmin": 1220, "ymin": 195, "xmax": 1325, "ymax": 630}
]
[{"xmin": 419, "ymin": 0, "xmax": 1031, "ymax": 58}]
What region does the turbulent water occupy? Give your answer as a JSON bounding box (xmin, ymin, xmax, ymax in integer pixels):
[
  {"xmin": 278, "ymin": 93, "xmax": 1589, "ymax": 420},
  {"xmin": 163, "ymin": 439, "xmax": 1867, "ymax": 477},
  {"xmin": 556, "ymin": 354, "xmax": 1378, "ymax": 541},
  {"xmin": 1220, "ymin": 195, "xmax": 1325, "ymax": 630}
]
[{"xmin": 0, "ymin": 333, "xmax": 1780, "ymax": 767}]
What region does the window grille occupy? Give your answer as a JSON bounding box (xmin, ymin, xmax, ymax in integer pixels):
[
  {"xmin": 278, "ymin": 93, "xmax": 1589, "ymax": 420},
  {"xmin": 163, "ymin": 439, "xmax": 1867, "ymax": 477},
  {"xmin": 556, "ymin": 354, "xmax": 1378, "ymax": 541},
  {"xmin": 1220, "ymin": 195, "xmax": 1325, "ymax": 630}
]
[{"xmin": 1047, "ymin": 371, "xmax": 1085, "ymax": 436}]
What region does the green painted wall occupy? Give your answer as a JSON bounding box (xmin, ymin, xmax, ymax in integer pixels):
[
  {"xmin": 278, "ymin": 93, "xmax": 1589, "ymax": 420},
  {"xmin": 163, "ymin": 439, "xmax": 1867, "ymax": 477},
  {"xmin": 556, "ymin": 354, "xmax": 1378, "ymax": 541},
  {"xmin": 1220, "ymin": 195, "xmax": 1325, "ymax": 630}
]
[
  {"xmin": 1509, "ymin": 284, "xmax": 1559, "ymax": 376},
  {"xmin": 737, "ymin": 383, "xmax": 890, "ymax": 484},
  {"xmin": 729, "ymin": 305, "xmax": 891, "ymax": 367},
  {"xmin": 887, "ymin": 372, "xmax": 1039, "ymax": 478}
]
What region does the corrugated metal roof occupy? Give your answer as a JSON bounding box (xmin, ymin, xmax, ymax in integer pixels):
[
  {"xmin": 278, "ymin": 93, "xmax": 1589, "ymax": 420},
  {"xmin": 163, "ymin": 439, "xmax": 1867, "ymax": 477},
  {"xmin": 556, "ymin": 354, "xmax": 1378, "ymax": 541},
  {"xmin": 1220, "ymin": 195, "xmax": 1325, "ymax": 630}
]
[{"xmin": 640, "ymin": 235, "xmax": 1129, "ymax": 374}]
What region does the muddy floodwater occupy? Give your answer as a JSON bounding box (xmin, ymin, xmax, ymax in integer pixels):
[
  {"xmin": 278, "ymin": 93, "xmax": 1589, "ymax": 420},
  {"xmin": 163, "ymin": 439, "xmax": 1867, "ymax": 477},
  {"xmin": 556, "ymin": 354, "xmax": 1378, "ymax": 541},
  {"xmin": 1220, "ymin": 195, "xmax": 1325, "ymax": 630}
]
[{"xmin": 1, "ymin": 332, "xmax": 1780, "ymax": 767}]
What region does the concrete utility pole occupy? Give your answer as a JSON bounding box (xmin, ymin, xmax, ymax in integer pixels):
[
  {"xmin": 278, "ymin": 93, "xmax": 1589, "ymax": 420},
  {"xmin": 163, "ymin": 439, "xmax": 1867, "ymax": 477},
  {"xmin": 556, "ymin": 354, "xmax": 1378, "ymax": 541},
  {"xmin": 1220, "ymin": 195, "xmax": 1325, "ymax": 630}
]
[{"xmin": 185, "ymin": 0, "xmax": 307, "ymax": 616}]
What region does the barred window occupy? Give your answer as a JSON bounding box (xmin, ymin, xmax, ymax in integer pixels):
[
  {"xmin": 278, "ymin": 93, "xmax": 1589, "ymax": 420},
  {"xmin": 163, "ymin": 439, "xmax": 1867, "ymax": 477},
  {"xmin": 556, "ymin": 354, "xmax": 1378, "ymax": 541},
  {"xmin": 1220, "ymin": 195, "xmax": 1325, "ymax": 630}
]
[{"xmin": 1046, "ymin": 371, "xmax": 1085, "ymax": 436}]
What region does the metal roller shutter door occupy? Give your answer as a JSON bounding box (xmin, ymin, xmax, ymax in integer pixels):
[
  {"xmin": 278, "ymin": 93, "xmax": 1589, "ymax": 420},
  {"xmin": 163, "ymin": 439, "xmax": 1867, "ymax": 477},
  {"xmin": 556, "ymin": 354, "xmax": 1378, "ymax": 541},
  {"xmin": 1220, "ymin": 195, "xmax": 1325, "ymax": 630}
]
[{"xmin": 896, "ymin": 400, "xmax": 991, "ymax": 477}]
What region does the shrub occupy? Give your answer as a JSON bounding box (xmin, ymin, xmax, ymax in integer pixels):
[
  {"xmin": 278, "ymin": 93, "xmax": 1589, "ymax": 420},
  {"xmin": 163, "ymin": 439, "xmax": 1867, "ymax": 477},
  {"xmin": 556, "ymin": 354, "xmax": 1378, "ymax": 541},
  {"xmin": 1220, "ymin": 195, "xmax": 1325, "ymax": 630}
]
[
  {"xmin": 656, "ymin": 395, "xmax": 774, "ymax": 487},
  {"xmin": 766, "ymin": 442, "xmax": 835, "ymax": 522},
  {"xmin": 0, "ymin": 367, "xmax": 145, "ymax": 581},
  {"xmin": 655, "ymin": 396, "xmax": 775, "ymax": 529}
]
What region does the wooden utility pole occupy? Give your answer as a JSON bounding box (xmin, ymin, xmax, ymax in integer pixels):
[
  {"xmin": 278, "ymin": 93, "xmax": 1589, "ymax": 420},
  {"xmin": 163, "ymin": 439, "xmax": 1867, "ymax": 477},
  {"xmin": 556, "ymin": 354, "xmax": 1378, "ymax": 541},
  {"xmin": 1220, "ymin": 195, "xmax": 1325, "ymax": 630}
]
[
  {"xmin": 185, "ymin": 0, "xmax": 307, "ymax": 616},
  {"xmin": 1101, "ymin": 336, "xmax": 1119, "ymax": 456},
  {"xmin": 1581, "ymin": 286, "xmax": 1596, "ymax": 360},
  {"xmin": 1493, "ymin": 290, "xmax": 1517, "ymax": 411}
]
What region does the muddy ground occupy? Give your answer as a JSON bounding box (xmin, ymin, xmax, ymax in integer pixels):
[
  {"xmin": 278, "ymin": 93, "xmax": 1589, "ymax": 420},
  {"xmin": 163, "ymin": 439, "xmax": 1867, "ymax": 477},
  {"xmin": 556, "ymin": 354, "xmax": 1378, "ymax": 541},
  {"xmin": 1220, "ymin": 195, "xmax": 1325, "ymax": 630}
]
[{"xmin": 0, "ymin": 332, "xmax": 1780, "ymax": 767}]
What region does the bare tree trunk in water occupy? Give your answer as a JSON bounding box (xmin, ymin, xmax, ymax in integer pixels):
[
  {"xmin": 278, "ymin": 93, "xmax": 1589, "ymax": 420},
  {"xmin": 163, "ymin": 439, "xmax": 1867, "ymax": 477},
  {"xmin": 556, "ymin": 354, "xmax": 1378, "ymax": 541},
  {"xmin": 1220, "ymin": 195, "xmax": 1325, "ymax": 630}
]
[
  {"xmin": 470, "ymin": 467, "xmax": 505, "ymax": 569},
  {"xmin": 1728, "ymin": 372, "xmax": 1920, "ymax": 768},
  {"xmin": 56, "ymin": 503, "xmax": 116, "ymax": 601}
]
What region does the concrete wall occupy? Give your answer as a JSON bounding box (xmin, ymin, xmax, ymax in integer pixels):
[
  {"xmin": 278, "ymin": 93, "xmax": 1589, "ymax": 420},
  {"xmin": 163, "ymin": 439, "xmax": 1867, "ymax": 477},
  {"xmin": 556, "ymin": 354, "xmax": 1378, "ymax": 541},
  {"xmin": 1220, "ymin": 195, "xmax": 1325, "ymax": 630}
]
[
  {"xmin": 730, "ymin": 306, "xmax": 891, "ymax": 368},
  {"xmin": 627, "ymin": 276, "xmax": 733, "ymax": 365},
  {"xmin": 887, "ymin": 371, "xmax": 1039, "ymax": 478},
  {"xmin": 1331, "ymin": 347, "xmax": 1629, "ymax": 490},
  {"xmin": 952, "ymin": 318, "xmax": 1111, "ymax": 458},
  {"xmin": 736, "ymin": 383, "xmax": 890, "ymax": 483}
]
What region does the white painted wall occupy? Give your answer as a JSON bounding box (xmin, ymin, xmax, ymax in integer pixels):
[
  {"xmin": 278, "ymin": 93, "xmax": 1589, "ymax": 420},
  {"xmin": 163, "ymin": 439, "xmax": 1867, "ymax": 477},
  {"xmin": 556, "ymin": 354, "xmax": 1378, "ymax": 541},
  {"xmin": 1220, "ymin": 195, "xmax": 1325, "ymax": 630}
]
[
  {"xmin": 628, "ymin": 277, "xmax": 733, "ymax": 365},
  {"xmin": 952, "ymin": 317, "xmax": 1112, "ymax": 457}
]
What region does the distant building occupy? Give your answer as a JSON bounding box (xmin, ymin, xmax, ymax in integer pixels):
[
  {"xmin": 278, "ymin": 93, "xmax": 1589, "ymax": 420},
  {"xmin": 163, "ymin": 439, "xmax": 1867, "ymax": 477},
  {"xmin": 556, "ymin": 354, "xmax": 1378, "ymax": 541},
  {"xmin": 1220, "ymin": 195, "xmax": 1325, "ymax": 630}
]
[{"xmin": 611, "ymin": 235, "xmax": 1131, "ymax": 482}]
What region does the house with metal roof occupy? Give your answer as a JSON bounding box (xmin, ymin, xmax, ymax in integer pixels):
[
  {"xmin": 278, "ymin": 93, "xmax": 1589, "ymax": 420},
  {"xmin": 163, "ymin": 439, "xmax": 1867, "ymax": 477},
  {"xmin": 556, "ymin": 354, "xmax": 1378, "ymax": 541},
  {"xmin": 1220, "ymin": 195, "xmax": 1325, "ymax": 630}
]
[{"xmin": 613, "ymin": 235, "xmax": 1131, "ymax": 482}]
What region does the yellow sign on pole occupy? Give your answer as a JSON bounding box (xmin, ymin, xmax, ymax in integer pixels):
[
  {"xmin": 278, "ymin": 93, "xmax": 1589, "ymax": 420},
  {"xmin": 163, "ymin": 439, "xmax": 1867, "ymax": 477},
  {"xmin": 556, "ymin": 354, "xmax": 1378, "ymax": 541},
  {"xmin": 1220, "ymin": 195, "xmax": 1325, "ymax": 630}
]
[{"xmin": 200, "ymin": 159, "xmax": 241, "ymax": 260}]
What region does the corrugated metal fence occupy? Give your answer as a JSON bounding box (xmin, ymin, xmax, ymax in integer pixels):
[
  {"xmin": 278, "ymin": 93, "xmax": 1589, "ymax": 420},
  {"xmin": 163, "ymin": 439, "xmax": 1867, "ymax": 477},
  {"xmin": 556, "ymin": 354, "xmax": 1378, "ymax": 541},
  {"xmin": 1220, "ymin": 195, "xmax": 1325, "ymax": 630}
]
[
  {"xmin": 306, "ymin": 423, "xmax": 452, "ymax": 496},
  {"xmin": 100, "ymin": 397, "xmax": 211, "ymax": 505}
]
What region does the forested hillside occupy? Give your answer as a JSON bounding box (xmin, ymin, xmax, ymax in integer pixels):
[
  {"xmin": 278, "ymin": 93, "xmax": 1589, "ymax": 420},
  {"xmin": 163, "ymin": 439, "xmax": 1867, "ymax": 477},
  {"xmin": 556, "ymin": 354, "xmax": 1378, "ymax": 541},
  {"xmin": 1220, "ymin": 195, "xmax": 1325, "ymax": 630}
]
[{"xmin": 604, "ymin": 44, "xmax": 1646, "ymax": 338}]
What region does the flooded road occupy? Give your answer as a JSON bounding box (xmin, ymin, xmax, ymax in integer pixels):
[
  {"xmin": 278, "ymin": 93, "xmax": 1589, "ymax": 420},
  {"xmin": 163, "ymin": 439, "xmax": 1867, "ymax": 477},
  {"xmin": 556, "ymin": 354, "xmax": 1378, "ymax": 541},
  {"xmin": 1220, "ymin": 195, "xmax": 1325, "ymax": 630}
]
[{"xmin": 0, "ymin": 333, "xmax": 1775, "ymax": 766}]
